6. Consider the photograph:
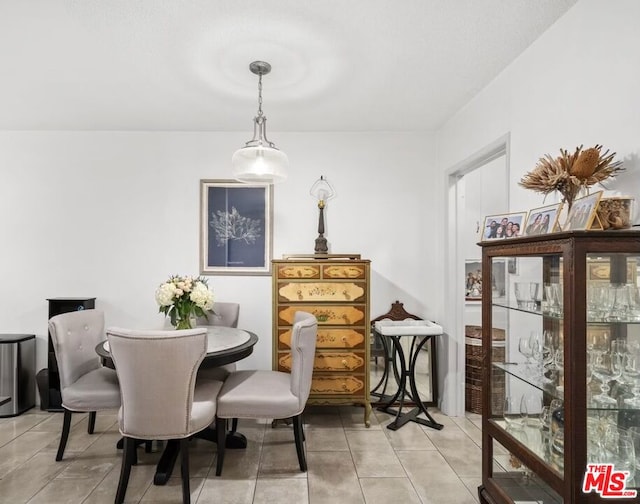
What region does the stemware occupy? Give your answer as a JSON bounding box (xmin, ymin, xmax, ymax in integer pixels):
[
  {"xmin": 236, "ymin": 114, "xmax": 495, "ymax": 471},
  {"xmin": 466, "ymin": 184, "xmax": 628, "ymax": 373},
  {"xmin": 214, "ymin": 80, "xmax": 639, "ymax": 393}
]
[
  {"xmin": 609, "ymin": 284, "xmax": 631, "ymax": 322},
  {"xmin": 623, "ymin": 341, "xmax": 640, "ymax": 408},
  {"xmin": 519, "ymin": 337, "xmax": 534, "ymax": 374},
  {"xmin": 591, "ymin": 340, "xmax": 624, "ymax": 406},
  {"xmin": 522, "ymin": 393, "xmax": 543, "ymax": 428}
]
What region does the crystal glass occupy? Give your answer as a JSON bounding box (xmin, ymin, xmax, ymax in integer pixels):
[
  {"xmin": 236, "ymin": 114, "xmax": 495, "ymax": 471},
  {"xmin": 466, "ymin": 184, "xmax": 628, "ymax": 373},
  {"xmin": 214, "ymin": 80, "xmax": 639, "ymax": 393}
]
[
  {"xmin": 591, "ymin": 340, "xmax": 624, "ymax": 406},
  {"xmin": 514, "ymin": 282, "xmax": 534, "ymax": 310},
  {"xmin": 504, "ymin": 396, "xmax": 525, "ymax": 430},
  {"xmin": 623, "ymin": 341, "xmax": 640, "ymax": 408},
  {"xmin": 522, "ymin": 393, "xmax": 543, "ymax": 428},
  {"xmin": 519, "ymin": 336, "xmax": 534, "ymax": 373},
  {"xmin": 609, "ymin": 284, "xmax": 631, "ymax": 322}
]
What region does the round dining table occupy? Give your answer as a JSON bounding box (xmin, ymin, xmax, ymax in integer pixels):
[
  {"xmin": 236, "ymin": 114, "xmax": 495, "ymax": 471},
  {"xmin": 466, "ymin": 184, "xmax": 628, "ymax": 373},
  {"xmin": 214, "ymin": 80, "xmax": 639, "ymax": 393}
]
[{"xmin": 95, "ymin": 326, "xmax": 258, "ymax": 485}]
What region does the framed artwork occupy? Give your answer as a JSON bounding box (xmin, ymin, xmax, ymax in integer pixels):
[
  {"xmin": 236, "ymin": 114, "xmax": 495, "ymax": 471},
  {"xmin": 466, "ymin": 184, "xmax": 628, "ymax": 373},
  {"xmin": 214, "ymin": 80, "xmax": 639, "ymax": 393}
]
[
  {"xmin": 522, "ymin": 202, "xmax": 563, "ymax": 236},
  {"xmin": 200, "ymin": 179, "xmax": 273, "ymax": 275},
  {"xmin": 480, "ymin": 212, "xmax": 527, "ymax": 241},
  {"xmin": 465, "ymin": 260, "xmax": 482, "ymax": 301},
  {"xmin": 563, "ymin": 191, "xmax": 604, "ymax": 231}
]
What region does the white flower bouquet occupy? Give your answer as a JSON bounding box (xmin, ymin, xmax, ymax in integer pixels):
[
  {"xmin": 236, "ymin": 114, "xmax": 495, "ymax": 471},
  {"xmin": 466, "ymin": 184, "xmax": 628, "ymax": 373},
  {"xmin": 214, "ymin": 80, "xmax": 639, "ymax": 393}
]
[{"xmin": 155, "ymin": 275, "xmax": 214, "ymax": 329}]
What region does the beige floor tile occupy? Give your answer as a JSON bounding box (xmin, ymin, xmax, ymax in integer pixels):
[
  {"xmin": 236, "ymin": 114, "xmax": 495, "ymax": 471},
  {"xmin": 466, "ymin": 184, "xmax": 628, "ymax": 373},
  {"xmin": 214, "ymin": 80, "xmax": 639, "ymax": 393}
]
[
  {"xmin": 344, "ymin": 430, "xmax": 394, "ymax": 452},
  {"xmin": 340, "ymin": 406, "xmax": 379, "ymax": 430},
  {"xmin": 359, "ymin": 477, "xmax": 422, "ymax": 504},
  {"xmin": 27, "ymin": 477, "xmax": 102, "ymax": 504},
  {"xmin": 350, "ymin": 449, "xmax": 405, "ymax": 477},
  {"xmin": 307, "ymin": 451, "xmax": 364, "ymax": 504},
  {"xmin": 258, "ymin": 438, "xmax": 307, "ymax": 478},
  {"xmin": 305, "ymin": 426, "xmax": 350, "ymax": 452},
  {"xmin": 0, "ymin": 413, "xmax": 51, "ymax": 448},
  {"xmin": 439, "ymin": 441, "xmax": 482, "ymax": 478},
  {"xmin": 140, "ymin": 477, "xmax": 205, "ymax": 502},
  {"xmin": 0, "ymin": 431, "xmax": 55, "ymax": 479},
  {"xmin": 382, "ymin": 420, "xmax": 437, "ymax": 450},
  {"xmin": 461, "ymin": 476, "xmax": 482, "ymax": 503},
  {"xmin": 82, "ymin": 462, "xmax": 155, "ymax": 504},
  {"xmin": 0, "ymin": 452, "xmax": 69, "ymax": 504},
  {"xmin": 197, "ymin": 478, "xmax": 256, "ymax": 503},
  {"xmin": 252, "ymin": 478, "xmax": 308, "ymax": 504},
  {"xmin": 396, "ymin": 450, "xmax": 477, "ymax": 504}
]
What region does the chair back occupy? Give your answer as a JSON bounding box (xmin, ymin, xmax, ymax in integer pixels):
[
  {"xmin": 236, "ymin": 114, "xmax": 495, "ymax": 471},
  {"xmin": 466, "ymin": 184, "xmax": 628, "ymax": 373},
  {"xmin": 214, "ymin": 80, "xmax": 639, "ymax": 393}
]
[
  {"xmin": 196, "ymin": 302, "xmax": 240, "ymax": 328},
  {"xmin": 48, "ymin": 309, "xmax": 105, "ymax": 392},
  {"xmin": 106, "ymin": 327, "xmax": 208, "ymax": 439},
  {"xmin": 289, "ymin": 311, "xmax": 318, "ymax": 408}
]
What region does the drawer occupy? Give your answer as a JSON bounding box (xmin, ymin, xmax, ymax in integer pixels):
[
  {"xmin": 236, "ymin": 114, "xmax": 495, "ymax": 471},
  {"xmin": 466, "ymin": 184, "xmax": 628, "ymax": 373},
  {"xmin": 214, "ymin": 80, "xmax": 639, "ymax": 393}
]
[
  {"xmin": 277, "ymin": 327, "xmax": 365, "ymax": 350},
  {"xmin": 321, "ymin": 264, "xmax": 367, "ymax": 279},
  {"xmin": 277, "ymin": 264, "xmax": 320, "ymax": 279},
  {"xmin": 277, "ymin": 305, "xmax": 366, "ymax": 326},
  {"xmin": 277, "ymin": 281, "xmax": 366, "ymax": 302},
  {"xmin": 310, "ymin": 375, "xmax": 366, "ymax": 396},
  {"xmin": 278, "ymin": 351, "xmax": 366, "ymax": 373}
]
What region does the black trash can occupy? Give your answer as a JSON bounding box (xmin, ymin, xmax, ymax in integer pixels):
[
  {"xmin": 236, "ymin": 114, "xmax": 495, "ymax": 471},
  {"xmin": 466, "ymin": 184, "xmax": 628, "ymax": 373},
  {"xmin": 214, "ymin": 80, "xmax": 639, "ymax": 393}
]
[{"xmin": 0, "ymin": 334, "xmax": 36, "ymax": 417}]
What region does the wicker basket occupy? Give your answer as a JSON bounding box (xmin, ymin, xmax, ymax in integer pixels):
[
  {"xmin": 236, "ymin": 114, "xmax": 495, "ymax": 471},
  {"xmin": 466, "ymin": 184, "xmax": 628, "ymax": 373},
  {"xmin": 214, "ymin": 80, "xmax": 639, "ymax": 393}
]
[{"xmin": 465, "ymin": 325, "xmax": 506, "ymax": 414}]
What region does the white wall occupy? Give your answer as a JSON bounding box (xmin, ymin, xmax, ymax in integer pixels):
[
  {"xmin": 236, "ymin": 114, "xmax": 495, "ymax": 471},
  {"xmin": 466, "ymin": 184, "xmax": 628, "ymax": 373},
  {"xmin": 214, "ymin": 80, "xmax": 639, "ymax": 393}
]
[
  {"xmin": 0, "ymin": 130, "xmax": 439, "ymax": 380},
  {"xmin": 439, "ymin": 0, "xmax": 640, "ymax": 208}
]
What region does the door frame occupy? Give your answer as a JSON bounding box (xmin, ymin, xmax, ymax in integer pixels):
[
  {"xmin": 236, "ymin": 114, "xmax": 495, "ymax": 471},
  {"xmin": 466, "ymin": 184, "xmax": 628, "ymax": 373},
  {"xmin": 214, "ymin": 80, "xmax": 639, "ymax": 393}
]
[{"xmin": 441, "ymin": 133, "xmax": 510, "ymax": 416}]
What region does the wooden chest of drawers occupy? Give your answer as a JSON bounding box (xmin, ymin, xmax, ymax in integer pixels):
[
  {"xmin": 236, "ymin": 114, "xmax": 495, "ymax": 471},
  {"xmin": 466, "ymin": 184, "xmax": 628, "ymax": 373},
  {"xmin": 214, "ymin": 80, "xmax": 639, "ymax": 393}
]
[{"xmin": 272, "ymin": 255, "xmax": 371, "ymax": 426}]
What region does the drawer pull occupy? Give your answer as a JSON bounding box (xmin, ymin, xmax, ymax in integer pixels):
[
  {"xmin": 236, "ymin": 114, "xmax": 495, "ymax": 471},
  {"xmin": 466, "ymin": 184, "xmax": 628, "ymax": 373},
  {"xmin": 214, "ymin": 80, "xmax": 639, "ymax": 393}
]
[{"xmin": 342, "ymin": 359, "xmax": 348, "ymax": 367}]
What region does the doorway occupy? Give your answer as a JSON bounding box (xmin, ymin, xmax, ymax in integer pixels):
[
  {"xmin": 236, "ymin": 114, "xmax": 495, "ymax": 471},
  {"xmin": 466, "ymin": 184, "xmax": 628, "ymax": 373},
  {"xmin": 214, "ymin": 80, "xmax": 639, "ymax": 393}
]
[{"xmin": 441, "ymin": 134, "xmax": 510, "ymax": 416}]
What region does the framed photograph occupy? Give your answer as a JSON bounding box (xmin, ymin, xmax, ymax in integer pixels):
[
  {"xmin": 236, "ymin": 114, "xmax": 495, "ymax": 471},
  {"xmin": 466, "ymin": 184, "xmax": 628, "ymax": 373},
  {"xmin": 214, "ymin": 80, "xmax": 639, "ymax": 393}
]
[
  {"xmin": 563, "ymin": 191, "xmax": 604, "ymax": 231},
  {"xmin": 480, "ymin": 212, "xmax": 527, "ymax": 241},
  {"xmin": 522, "ymin": 202, "xmax": 563, "ymax": 236},
  {"xmin": 200, "ymin": 179, "xmax": 273, "ymax": 275},
  {"xmin": 465, "ymin": 260, "xmax": 482, "ymax": 300}
]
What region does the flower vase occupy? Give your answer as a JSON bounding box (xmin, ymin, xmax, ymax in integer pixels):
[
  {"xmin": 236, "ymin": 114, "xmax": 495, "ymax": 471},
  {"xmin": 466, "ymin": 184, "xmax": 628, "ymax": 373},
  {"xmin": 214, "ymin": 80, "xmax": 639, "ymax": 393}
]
[{"xmin": 175, "ymin": 315, "xmax": 197, "ymax": 330}]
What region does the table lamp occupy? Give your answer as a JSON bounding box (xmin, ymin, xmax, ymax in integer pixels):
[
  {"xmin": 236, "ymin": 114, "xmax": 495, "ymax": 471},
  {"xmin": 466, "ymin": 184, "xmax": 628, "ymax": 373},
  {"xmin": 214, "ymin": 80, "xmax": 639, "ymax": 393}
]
[{"xmin": 309, "ymin": 176, "xmax": 335, "ymax": 254}]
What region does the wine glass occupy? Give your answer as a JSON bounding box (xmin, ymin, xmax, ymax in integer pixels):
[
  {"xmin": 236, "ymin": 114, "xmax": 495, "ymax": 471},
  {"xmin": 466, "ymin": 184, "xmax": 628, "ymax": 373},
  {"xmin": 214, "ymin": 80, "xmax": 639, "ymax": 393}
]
[
  {"xmin": 522, "ymin": 393, "xmax": 543, "ymax": 428},
  {"xmin": 591, "ymin": 340, "xmax": 624, "ymax": 406},
  {"xmin": 623, "ymin": 341, "xmax": 640, "ymax": 408},
  {"xmin": 519, "ymin": 337, "xmax": 534, "ymax": 374}
]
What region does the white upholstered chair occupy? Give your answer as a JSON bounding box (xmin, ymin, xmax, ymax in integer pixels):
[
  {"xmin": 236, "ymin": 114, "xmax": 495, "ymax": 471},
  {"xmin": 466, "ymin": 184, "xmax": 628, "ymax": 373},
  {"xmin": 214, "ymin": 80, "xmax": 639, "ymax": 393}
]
[
  {"xmin": 214, "ymin": 311, "xmax": 317, "ymax": 476},
  {"xmin": 107, "ymin": 327, "xmax": 223, "ymax": 504},
  {"xmin": 48, "ymin": 309, "xmax": 121, "ymax": 461},
  {"xmin": 195, "ymin": 302, "xmax": 240, "ymax": 382}
]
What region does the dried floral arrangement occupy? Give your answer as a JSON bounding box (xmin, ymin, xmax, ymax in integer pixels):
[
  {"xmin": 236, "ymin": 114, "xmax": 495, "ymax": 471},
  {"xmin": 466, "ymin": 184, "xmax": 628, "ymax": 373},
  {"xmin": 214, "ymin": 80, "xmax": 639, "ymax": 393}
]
[{"xmin": 519, "ymin": 145, "xmax": 624, "ymax": 211}]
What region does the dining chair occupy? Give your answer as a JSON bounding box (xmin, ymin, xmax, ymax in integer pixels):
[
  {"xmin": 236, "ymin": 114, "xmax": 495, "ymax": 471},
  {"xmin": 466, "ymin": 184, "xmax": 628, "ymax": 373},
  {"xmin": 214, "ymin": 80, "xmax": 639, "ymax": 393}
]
[
  {"xmin": 48, "ymin": 309, "xmax": 121, "ymax": 461},
  {"xmin": 196, "ymin": 302, "xmax": 240, "ymax": 433},
  {"xmin": 106, "ymin": 327, "xmax": 223, "ymax": 504},
  {"xmin": 214, "ymin": 311, "xmax": 317, "ymax": 476}
]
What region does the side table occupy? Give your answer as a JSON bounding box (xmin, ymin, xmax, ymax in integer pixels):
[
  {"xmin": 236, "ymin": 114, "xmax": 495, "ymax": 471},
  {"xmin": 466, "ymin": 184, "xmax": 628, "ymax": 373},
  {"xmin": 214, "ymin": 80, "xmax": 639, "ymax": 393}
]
[{"xmin": 374, "ymin": 320, "xmax": 444, "ymax": 431}]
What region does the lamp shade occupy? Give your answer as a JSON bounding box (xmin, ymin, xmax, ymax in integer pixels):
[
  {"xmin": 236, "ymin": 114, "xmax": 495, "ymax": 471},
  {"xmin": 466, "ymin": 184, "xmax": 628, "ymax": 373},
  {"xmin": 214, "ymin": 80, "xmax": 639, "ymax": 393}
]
[{"xmin": 232, "ymin": 145, "xmax": 289, "ymax": 183}]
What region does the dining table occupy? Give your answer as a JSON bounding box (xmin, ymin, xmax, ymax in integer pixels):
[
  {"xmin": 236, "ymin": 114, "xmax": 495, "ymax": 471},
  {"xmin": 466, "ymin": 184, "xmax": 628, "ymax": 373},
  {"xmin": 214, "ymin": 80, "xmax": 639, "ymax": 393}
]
[{"xmin": 95, "ymin": 326, "xmax": 259, "ymax": 485}]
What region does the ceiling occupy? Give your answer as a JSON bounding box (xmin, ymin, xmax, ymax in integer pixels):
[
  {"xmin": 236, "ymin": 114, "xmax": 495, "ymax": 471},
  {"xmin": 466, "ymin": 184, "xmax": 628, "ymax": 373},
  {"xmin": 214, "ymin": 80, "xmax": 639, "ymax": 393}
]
[{"xmin": 0, "ymin": 0, "xmax": 577, "ymax": 132}]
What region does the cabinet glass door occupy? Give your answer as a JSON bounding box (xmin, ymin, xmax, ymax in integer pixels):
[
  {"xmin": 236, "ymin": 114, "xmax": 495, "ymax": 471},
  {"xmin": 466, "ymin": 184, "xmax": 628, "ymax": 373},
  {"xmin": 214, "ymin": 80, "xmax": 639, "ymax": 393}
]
[
  {"xmin": 586, "ymin": 253, "xmax": 640, "ymax": 489},
  {"xmin": 489, "ymin": 255, "xmax": 564, "ymax": 478}
]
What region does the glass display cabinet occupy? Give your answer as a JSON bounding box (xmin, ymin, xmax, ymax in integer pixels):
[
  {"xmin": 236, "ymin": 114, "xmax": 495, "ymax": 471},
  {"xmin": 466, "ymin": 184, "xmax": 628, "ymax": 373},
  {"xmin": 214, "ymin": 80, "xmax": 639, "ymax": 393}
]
[{"xmin": 479, "ymin": 231, "xmax": 640, "ymax": 504}]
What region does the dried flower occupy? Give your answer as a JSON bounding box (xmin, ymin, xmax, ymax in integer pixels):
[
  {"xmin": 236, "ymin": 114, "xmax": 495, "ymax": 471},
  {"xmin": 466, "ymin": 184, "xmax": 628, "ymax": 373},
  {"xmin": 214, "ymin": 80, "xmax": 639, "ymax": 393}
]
[{"xmin": 519, "ymin": 145, "xmax": 624, "ymax": 211}]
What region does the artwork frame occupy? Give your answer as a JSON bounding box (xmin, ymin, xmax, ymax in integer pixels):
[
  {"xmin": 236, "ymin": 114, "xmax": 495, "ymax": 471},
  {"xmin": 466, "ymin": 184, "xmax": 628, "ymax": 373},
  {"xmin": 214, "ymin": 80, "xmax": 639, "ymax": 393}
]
[
  {"xmin": 522, "ymin": 202, "xmax": 563, "ymax": 236},
  {"xmin": 563, "ymin": 190, "xmax": 604, "ymax": 231},
  {"xmin": 479, "ymin": 212, "xmax": 527, "ymax": 241},
  {"xmin": 200, "ymin": 179, "xmax": 273, "ymax": 276}
]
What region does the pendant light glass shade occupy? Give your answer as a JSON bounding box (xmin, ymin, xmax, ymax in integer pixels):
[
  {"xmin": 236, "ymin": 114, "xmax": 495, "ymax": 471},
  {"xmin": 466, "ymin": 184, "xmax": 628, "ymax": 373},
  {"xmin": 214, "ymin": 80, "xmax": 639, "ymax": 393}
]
[
  {"xmin": 232, "ymin": 145, "xmax": 289, "ymax": 183},
  {"xmin": 232, "ymin": 61, "xmax": 288, "ymax": 184}
]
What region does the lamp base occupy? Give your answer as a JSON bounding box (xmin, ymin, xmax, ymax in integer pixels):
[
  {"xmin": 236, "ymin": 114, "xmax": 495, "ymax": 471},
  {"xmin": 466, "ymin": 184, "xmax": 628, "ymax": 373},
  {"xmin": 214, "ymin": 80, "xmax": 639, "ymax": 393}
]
[{"xmin": 314, "ymin": 235, "xmax": 328, "ymax": 254}]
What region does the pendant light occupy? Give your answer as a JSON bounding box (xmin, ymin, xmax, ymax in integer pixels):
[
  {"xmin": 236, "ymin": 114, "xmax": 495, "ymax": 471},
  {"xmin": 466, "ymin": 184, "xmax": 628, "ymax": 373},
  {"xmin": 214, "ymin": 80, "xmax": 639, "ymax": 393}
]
[{"xmin": 232, "ymin": 61, "xmax": 288, "ymax": 184}]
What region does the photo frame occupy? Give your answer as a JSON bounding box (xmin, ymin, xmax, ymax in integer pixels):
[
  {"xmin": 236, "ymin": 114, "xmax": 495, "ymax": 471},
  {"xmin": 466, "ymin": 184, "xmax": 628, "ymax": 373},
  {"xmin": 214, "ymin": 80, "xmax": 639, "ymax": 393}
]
[
  {"xmin": 465, "ymin": 260, "xmax": 482, "ymax": 301},
  {"xmin": 200, "ymin": 179, "xmax": 273, "ymax": 275},
  {"xmin": 563, "ymin": 191, "xmax": 604, "ymax": 231},
  {"xmin": 522, "ymin": 202, "xmax": 563, "ymax": 236},
  {"xmin": 480, "ymin": 212, "xmax": 527, "ymax": 241}
]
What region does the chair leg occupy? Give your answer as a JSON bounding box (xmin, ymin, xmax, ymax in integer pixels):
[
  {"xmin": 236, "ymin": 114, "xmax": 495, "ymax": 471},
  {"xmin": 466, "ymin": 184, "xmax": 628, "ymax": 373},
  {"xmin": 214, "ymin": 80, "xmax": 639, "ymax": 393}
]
[
  {"xmin": 56, "ymin": 409, "xmax": 73, "ymax": 461},
  {"xmin": 292, "ymin": 414, "xmax": 307, "ymax": 472},
  {"xmin": 87, "ymin": 411, "xmax": 97, "ymax": 434},
  {"xmin": 180, "ymin": 438, "xmax": 191, "ymax": 504},
  {"xmin": 215, "ymin": 417, "xmax": 227, "ymax": 476},
  {"xmin": 145, "ymin": 440, "xmax": 153, "ymax": 453},
  {"xmin": 115, "ymin": 436, "xmax": 136, "ymax": 504},
  {"xmin": 231, "ymin": 418, "xmax": 238, "ymax": 433}
]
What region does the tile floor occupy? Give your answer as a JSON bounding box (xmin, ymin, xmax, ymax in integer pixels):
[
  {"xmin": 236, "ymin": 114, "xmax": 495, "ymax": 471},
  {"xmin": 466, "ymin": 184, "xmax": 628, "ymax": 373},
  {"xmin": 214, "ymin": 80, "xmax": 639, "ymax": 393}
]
[{"xmin": 0, "ymin": 404, "xmax": 483, "ymax": 504}]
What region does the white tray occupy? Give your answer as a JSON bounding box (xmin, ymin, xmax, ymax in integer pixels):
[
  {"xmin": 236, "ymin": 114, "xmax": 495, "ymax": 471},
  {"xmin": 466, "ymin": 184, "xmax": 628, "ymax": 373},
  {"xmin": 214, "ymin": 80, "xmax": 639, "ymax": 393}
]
[{"xmin": 374, "ymin": 319, "xmax": 443, "ymax": 336}]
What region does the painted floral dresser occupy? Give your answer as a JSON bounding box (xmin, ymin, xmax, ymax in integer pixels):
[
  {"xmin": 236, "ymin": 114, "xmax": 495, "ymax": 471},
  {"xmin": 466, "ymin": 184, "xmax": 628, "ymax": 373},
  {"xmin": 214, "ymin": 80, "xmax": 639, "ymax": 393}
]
[{"xmin": 272, "ymin": 254, "xmax": 371, "ymax": 426}]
